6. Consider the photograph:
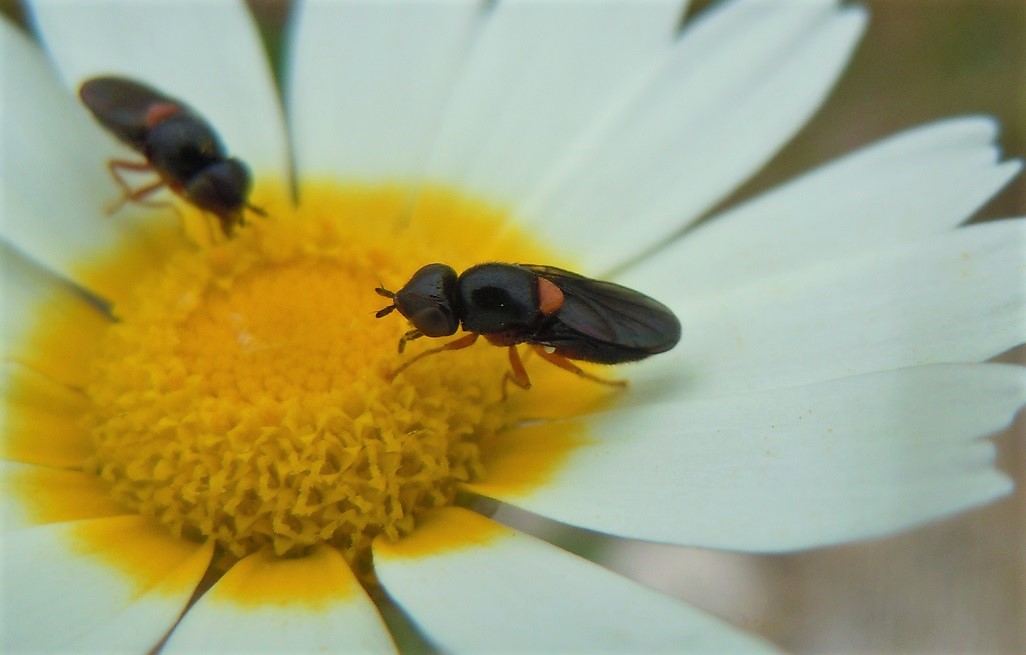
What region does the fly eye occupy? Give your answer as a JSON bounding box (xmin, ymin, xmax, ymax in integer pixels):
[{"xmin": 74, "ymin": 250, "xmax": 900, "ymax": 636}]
[
  {"xmin": 186, "ymin": 158, "xmax": 250, "ymax": 214},
  {"xmin": 411, "ymin": 306, "xmax": 457, "ymax": 338}
]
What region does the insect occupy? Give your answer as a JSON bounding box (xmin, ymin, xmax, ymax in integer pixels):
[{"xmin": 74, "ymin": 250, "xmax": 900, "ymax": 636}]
[
  {"xmin": 79, "ymin": 75, "xmax": 262, "ymax": 237},
  {"xmin": 375, "ymin": 263, "xmax": 681, "ymax": 395}
]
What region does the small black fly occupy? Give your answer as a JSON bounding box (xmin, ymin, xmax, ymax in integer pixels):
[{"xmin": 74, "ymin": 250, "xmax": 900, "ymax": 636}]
[
  {"xmin": 376, "ymin": 263, "xmax": 681, "ymax": 395},
  {"xmin": 79, "ymin": 76, "xmax": 263, "ymax": 236}
]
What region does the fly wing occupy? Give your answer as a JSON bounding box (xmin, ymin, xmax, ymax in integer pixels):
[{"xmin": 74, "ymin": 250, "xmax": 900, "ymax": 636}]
[
  {"xmin": 79, "ymin": 76, "xmax": 182, "ymax": 151},
  {"xmin": 523, "ymin": 265, "xmax": 681, "ymax": 354}
]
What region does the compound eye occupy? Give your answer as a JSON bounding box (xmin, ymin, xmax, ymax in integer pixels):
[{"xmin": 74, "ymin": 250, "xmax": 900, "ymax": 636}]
[
  {"xmin": 411, "ymin": 306, "xmax": 458, "ymax": 338},
  {"xmin": 394, "ymin": 263, "xmax": 460, "ymax": 336},
  {"xmin": 186, "ymin": 158, "xmax": 251, "ymax": 215}
]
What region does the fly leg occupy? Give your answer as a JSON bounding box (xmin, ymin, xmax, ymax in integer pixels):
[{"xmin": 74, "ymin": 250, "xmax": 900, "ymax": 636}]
[
  {"xmin": 106, "ymin": 159, "xmax": 163, "ymax": 213},
  {"xmin": 532, "ymin": 346, "xmax": 628, "ymax": 388},
  {"xmin": 397, "ymin": 329, "xmax": 422, "ymax": 354},
  {"xmin": 388, "ymin": 333, "xmax": 479, "ymax": 381},
  {"xmin": 106, "ymin": 159, "xmax": 184, "ymax": 225},
  {"xmin": 500, "ymin": 345, "xmax": 532, "ymax": 400}
]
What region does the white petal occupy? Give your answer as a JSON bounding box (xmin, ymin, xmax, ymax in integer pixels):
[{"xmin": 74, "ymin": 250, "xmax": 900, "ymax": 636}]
[
  {"xmin": 164, "ymin": 546, "xmax": 396, "ymax": 654},
  {"xmin": 631, "ymin": 219, "xmax": 1026, "ymax": 397},
  {"xmin": 30, "ymin": 0, "xmax": 289, "ymax": 177},
  {"xmin": 423, "ymin": 0, "xmax": 685, "ymax": 203},
  {"xmin": 621, "ymin": 117, "xmax": 1022, "ymax": 295},
  {"xmin": 0, "ymin": 20, "xmax": 158, "ymax": 289},
  {"xmin": 0, "ymin": 362, "xmax": 92, "ymax": 468},
  {"xmin": 1, "ymin": 242, "xmax": 109, "ymax": 387},
  {"xmin": 0, "ymin": 516, "xmax": 212, "ymax": 653},
  {"xmin": 518, "ymin": 0, "xmax": 867, "ymax": 272},
  {"xmin": 468, "ymin": 364, "xmax": 1022, "ymax": 551},
  {"xmin": 287, "ymin": 0, "xmax": 481, "ymax": 185},
  {"xmin": 374, "ymin": 507, "xmax": 777, "ymax": 653},
  {"xmin": 0, "ymin": 461, "xmax": 127, "ymax": 531}
]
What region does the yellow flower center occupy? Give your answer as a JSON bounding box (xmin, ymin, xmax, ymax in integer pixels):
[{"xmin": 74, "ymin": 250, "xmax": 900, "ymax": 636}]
[{"xmin": 70, "ymin": 182, "xmax": 603, "ymax": 580}]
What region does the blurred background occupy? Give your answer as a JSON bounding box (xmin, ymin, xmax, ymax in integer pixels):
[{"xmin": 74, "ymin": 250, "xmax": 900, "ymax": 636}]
[
  {"xmin": 4, "ymin": 0, "xmax": 1022, "ymax": 652},
  {"xmin": 639, "ymin": 2, "xmax": 1026, "ymax": 653}
]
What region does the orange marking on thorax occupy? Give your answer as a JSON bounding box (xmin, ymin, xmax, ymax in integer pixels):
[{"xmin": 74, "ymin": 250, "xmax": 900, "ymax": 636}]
[
  {"xmin": 537, "ymin": 277, "xmax": 564, "ymax": 315},
  {"xmin": 144, "ymin": 102, "xmax": 181, "ymax": 128}
]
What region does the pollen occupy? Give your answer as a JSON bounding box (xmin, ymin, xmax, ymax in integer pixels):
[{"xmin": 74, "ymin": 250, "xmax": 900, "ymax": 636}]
[{"xmin": 81, "ymin": 183, "xmax": 561, "ymax": 579}]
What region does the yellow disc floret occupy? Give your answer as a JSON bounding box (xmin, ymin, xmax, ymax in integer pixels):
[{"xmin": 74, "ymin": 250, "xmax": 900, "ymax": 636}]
[{"xmin": 82, "ymin": 184, "xmax": 555, "ymax": 578}]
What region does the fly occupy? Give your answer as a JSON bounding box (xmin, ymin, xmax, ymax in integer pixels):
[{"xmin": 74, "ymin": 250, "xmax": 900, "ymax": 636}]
[
  {"xmin": 79, "ymin": 75, "xmax": 262, "ymax": 237},
  {"xmin": 376, "ymin": 262, "xmax": 681, "ymax": 395}
]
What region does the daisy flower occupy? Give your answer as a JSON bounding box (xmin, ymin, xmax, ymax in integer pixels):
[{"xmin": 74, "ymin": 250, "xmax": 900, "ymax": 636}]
[{"xmin": 3, "ymin": 0, "xmax": 1024, "ymax": 652}]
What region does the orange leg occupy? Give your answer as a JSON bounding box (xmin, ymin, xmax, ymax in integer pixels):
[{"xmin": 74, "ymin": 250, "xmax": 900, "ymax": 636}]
[
  {"xmin": 532, "ymin": 346, "xmax": 628, "ymax": 388},
  {"xmin": 501, "ymin": 345, "xmax": 532, "ymax": 400},
  {"xmin": 388, "ymin": 333, "xmax": 479, "ymax": 381},
  {"xmin": 105, "ymin": 177, "xmax": 167, "ymax": 215},
  {"xmin": 106, "ymin": 159, "xmax": 158, "ymax": 212},
  {"xmin": 106, "ymin": 159, "xmax": 182, "ymax": 217},
  {"xmin": 107, "ymin": 158, "xmax": 153, "ymax": 190}
]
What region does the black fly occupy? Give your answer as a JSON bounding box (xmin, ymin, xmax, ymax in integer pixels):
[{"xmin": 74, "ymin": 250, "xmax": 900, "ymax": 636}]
[
  {"xmin": 376, "ymin": 263, "xmax": 681, "ymax": 395},
  {"xmin": 79, "ymin": 76, "xmax": 262, "ymax": 237}
]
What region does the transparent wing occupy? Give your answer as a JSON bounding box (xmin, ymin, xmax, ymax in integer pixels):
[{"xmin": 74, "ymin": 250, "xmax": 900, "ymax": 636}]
[{"xmin": 523, "ymin": 265, "xmax": 681, "ymax": 354}]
